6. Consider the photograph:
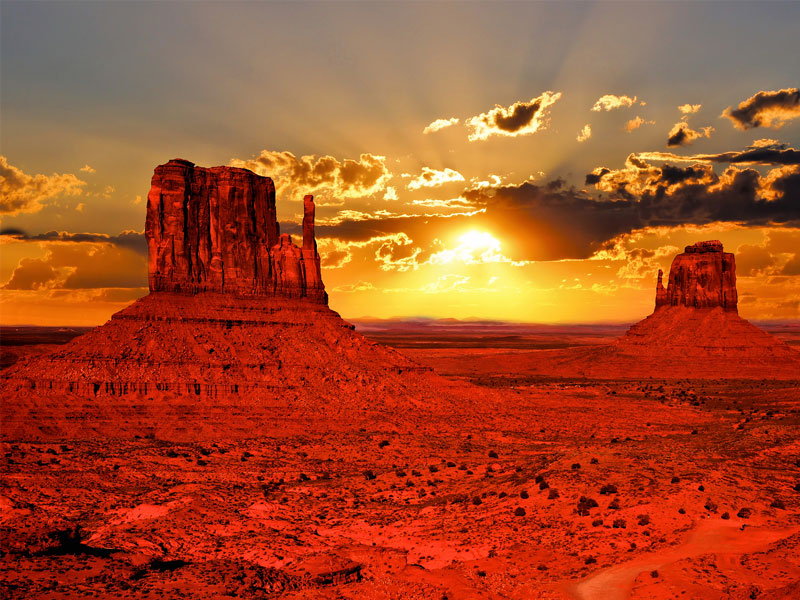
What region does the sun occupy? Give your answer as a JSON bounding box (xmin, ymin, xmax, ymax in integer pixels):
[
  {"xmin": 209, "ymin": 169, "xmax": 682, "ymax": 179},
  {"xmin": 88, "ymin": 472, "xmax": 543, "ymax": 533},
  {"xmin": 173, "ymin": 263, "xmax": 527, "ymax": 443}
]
[{"xmin": 457, "ymin": 230, "xmax": 501, "ymax": 253}]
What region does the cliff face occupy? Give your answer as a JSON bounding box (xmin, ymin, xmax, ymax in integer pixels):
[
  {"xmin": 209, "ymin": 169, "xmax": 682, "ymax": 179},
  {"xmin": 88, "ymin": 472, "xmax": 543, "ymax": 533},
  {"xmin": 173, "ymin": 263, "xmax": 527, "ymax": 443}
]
[
  {"xmin": 655, "ymin": 240, "xmax": 737, "ymax": 312},
  {"xmin": 146, "ymin": 159, "xmax": 326, "ymax": 303}
]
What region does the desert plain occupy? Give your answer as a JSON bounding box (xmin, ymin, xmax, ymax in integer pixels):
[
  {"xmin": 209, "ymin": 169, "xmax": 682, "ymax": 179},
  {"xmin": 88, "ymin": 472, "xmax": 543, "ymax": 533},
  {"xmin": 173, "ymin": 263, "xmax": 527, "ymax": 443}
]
[{"xmin": 2, "ymin": 318, "xmax": 800, "ymax": 599}]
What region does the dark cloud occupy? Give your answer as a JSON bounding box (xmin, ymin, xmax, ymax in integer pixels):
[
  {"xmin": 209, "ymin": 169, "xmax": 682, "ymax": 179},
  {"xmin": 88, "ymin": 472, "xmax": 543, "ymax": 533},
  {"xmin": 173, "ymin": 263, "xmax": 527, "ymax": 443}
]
[
  {"xmin": 666, "ymin": 121, "xmax": 712, "ymax": 147},
  {"xmin": 494, "ymin": 100, "xmax": 541, "ymax": 132},
  {"xmin": 636, "ymin": 141, "xmax": 800, "ymax": 166},
  {"xmin": 723, "ymin": 88, "xmax": 800, "ymax": 130},
  {"xmin": 465, "ymin": 92, "xmax": 561, "ymax": 141},
  {"xmin": 0, "ymin": 229, "xmax": 147, "ymax": 255}
]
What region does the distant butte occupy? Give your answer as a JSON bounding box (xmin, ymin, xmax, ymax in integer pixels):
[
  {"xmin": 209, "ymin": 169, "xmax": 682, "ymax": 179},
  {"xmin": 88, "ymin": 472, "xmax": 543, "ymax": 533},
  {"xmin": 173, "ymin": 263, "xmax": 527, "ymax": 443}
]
[
  {"xmin": 511, "ymin": 240, "xmax": 800, "ymax": 379},
  {"xmin": 655, "ymin": 240, "xmax": 737, "ymax": 312}
]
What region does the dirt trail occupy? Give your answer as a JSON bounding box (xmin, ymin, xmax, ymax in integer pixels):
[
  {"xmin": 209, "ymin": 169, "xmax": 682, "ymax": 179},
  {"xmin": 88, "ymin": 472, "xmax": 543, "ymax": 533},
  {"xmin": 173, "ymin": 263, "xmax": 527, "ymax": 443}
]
[{"xmin": 573, "ymin": 518, "xmax": 797, "ymax": 600}]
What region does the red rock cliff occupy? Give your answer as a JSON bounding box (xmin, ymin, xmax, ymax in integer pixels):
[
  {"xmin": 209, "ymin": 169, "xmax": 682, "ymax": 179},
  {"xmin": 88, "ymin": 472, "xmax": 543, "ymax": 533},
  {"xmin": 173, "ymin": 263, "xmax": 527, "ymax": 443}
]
[
  {"xmin": 655, "ymin": 240, "xmax": 737, "ymax": 312},
  {"xmin": 146, "ymin": 159, "xmax": 326, "ymax": 303}
]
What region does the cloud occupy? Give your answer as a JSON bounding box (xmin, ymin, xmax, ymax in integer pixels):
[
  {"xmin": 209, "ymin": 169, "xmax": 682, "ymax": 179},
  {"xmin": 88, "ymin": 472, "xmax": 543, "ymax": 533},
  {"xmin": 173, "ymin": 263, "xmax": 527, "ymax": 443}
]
[
  {"xmin": 623, "ymin": 116, "xmax": 655, "ymax": 133},
  {"xmin": 407, "ymin": 167, "xmax": 465, "ymax": 190},
  {"xmin": 465, "ymin": 91, "xmax": 562, "ymax": 141},
  {"xmin": 678, "ymin": 104, "xmax": 702, "ymax": 114},
  {"xmin": 3, "ymin": 241, "xmax": 147, "ymax": 291},
  {"xmin": 0, "ymin": 156, "xmax": 86, "ymax": 215},
  {"xmin": 576, "ymin": 124, "xmax": 592, "ymax": 143},
  {"xmin": 722, "ymin": 88, "xmax": 800, "ymax": 130},
  {"xmin": 0, "ymin": 229, "xmax": 147, "ymax": 255},
  {"xmin": 332, "ymin": 281, "xmax": 376, "ymax": 293},
  {"xmin": 79, "ymin": 164, "xmax": 96, "ymax": 173},
  {"xmin": 423, "ymin": 117, "xmax": 459, "ymax": 134},
  {"xmin": 591, "ymin": 94, "xmax": 637, "ymax": 112},
  {"xmin": 230, "ymin": 150, "xmax": 391, "ymax": 200},
  {"xmin": 667, "ymin": 121, "xmax": 714, "ymax": 147},
  {"xmin": 635, "ymin": 140, "xmax": 800, "ymax": 165}
]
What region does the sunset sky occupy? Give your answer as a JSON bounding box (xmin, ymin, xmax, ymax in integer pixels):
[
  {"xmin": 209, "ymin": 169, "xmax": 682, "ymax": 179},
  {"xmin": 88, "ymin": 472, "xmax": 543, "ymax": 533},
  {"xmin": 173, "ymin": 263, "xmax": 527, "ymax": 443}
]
[{"xmin": 2, "ymin": 1, "xmax": 799, "ymax": 325}]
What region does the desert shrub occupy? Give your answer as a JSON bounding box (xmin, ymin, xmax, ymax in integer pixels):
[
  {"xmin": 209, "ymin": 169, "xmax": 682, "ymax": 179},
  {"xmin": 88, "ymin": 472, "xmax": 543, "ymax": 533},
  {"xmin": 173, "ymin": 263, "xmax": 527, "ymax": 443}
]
[
  {"xmin": 488, "ymin": 450, "xmax": 498, "ymax": 458},
  {"xmin": 534, "ymin": 474, "xmax": 544, "ymax": 484},
  {"xmin": 637, "ymin": 514, "xmax": 650, "ymax": 526},
  {"xmin": 520, "ymin": 490, "xmax": 529, "ymax": 499},
  {"xmin": 612, "ymin": 519, "xmax": 627, "ymax": 529},
  {"xmin": 548, "ymin": 489, "xmax": 560, "ymax": 499},
  {"xmin": 571, "ymin": 463, "xmax": 581, "ymax": 470},
  {"xmin": 378, "ymin": 440, "xmax": 389, "ymax": 448},
  {"xmin": 591, "ymin": 519, "xmax": 603, "ymax": 527},
  {"xmin": 472, "ymin": 496, "xmax": 482, "ymax": 505},
  {"xmin": 411, "ymin": 469, "xmax": 422, "ymax": 477},
  {"xmin": 704, "ymin": 499, "xmax": 718, "ymax": 513},
  {"xmin": 584, "ymin": 556, "xmax": 596, "ymax": 565},
  {"xmin": 650, "ymin": 570, "xmax": 659, "ymax": 578},
  {"xmin": 514, "ymin": 507, "xmax": 526, "ymax": 517},
  {"xmin": 721, "ymin": 512, "xmax": 730, "ymax": 520},
  {"xmin": 447, "ymin": 461, "xmax": 456, "ymax": 468},
  {"xmin": 678, "ymin": 508, "xmax": 686, "ymax": 514},
  {"xmin": 395, "ymin": 470, "xmax": 406, "ymax": 477},
  {"xmin": 698, "ymin": 485, "xmax": 705, "ymax": 491},
  {"xmin": 590, "ymin": 458, "xmax": 599, "ymax": 464},
  {"xmin": 298, "ymin": 473, "xmax": 310, "ymax": 481},
  {"xmin": 428, "ymin": 465, "xmax": 439, "ymax": 473},
  {"xmin": 671, "ymin": 476, "xmax": 680, "ymax": 483},
  {"xmin": 577, "ymin": 496, "xmax": 598, "ymax": 516},
  {"xmin": 363, "ymin": 470, "xmax": 376, "ymax": 480},
  {"xmin": 599, "ymin": 484, "xmax": 618, "ymax": 495},
  {"xmin": 538, "ymin": 480, "xmax": 549, "ymax": 490},
  {"xmin": 737, "ymin": 507, "xmax": 752, "ymax": 519},
  {"xmin": 608, "ymin": 498, "xmax": 620, "ymax": 510},
  {"xmin": 499, "ymin": 491, "xmax": 507, "ymax": 498},
  {"xmin": 770, "ymin": 499, "xmax": 785, "ymax": 509}
]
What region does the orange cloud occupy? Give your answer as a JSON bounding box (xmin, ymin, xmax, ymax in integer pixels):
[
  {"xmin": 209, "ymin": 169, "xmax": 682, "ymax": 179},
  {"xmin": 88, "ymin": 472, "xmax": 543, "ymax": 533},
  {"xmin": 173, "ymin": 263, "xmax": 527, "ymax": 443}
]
[
  {"xmin": 722, "ymin": 88, "xmax": 800, "ymax": 130},
  {"xmin": 465, "ymin": 92, "xmax": 562, "ymax": 141},
  {"xmin": 667, "ymin": 121, "xmax": 713, "ymax": 147},
  {"xmin": 423, "ymin": 117, "xmax": 459, "ymax": 134},
  {"xmin": 230, "ymin": 150, "xmax": 391, "ymax": 201},
  {"xmin": 1, "ymin": 156, "xmax": 86, "ymax": 215},
  {"xmin": 623, "ymin": 116, "xmax": 655, "ymax": 133},
  {"xmin": 407, "ymin": 167, "xmax": 465, "ymax": 190},
  {"xmin": 576, "ymin": 124, "xmax": 592, "ymax": 142},
  {"xmin": 591, "ymin": 94, "xmax": 638, "ymax": 112},
  {"xmin": 678, "ymin": 103, "xmax": 702, "ymax": 114}
]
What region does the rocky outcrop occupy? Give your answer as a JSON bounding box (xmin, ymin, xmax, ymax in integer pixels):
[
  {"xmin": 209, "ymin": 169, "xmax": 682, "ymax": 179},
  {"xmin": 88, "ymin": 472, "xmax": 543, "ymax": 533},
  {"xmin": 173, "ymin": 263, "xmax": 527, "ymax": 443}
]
[
  {"xmin": 655, "ymin": 240, "xmax": 737, "ymax": 312},
  {"xmin": 146, "ymin": 159, "xmax": 326, "ymax": 303}
]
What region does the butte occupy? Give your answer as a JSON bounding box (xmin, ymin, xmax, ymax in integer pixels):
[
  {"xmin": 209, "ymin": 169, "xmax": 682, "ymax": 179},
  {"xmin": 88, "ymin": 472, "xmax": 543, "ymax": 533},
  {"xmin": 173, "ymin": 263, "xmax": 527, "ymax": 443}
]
[
  {"xmin": 522, "ymin": 240, "xmax": 800, "ymax": 379},
  {"xmin": 0, "ymin": 159, "xmax": 456, "ymax": 440}
]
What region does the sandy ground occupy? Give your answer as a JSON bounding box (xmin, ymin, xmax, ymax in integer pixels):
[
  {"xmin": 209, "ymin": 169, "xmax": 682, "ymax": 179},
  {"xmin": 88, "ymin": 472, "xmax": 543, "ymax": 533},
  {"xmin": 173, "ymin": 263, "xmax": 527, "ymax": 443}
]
[{"xmin": 1, "ymin": 327, "xmax": 799, "ymax": 598}]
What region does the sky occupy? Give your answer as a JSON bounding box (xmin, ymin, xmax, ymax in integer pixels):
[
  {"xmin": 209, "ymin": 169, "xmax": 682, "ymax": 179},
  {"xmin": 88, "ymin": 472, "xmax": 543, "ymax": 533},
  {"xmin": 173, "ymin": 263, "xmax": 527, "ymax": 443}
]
[{"xmin": 1, "ymin": 0, "xmax": 799, "ymax": 325}]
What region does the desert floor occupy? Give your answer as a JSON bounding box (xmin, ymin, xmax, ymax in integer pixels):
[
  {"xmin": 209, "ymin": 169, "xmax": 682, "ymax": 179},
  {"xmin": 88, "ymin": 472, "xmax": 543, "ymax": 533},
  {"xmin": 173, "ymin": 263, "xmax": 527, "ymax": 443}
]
[{"xmin": 2, "ymin": 324, "xmax": 799, "ymax": 599}]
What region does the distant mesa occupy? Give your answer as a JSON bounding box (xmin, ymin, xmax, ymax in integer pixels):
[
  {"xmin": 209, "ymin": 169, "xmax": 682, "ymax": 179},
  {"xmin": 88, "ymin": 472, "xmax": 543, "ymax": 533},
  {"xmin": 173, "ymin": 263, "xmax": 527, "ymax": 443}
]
[{"xmin": 147, "ymin": 159, "xmax": 326, "ymax": 302}]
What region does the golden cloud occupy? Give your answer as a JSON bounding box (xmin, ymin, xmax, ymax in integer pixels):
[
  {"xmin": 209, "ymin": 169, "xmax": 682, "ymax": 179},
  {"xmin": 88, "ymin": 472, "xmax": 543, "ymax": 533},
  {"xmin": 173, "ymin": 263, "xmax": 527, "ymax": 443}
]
[
  {"xmin": 624, "ymin": 116, "xmax": 655, "ymax": 133},
  {"xmin": 230, "ymin": 150, "xmax": 391, "ymax": 200},
  {"xmin": 576, "ymin": 124, "xmax": 592, "ymax": 143},
  {"xmin": 722, "ymin": 88, "xmax": 800, "ymax": 130},
  {"xmin": 407, "ymin": 167, "xmax": 465, "ymax": 190},
  {"xmin": 423, "ymin": 117, "xmax": 459, "ymax": 134},
  {"xmin": 667, "ymin": 121, "xmax": 713, "ymax": 147},
  {"xmin": 591, "ymin": 94, "xmax": 638, "ymax": 112},
  {"xmin": 465, "ymin": 92, "xmax": 562, "ymax": 141},
  {"xmin": 1, "ymin": 156, "xmax": 86, "ymax": 215}
]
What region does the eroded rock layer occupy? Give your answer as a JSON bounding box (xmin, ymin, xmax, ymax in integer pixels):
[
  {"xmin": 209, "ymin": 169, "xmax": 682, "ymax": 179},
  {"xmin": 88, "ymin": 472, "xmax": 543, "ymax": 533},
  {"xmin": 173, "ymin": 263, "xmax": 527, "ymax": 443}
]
[{"xmin": 146, "ymin": 159, "xmax": 325, "ymax": 302}]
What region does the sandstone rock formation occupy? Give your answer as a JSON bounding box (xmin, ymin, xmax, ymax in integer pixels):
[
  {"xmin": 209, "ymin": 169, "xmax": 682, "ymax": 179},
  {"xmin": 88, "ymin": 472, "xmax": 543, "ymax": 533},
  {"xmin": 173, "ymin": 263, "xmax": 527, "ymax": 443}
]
[
  {"xmin": 516, "ymin": 240, "xmax": 800, "ymax": 379},
  {"xmin": 655, "ymin": 240, "xmax": 737, "ymax": 312},
  {"xmin": 1, "ymin": 159, "xmax": 440, "ymax": 440},
  {"xmin": 147, "ymin": 159, "xmax": 326, "ymax": 303}
]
